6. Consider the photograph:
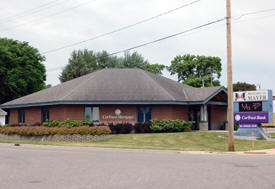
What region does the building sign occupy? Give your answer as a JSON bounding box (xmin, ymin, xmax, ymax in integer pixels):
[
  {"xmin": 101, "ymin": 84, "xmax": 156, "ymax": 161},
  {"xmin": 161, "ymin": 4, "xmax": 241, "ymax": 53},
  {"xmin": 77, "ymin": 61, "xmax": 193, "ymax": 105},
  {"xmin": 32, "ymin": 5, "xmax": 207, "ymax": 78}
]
[
  {"xmin": 102, "ymin": 109, "xmax": 134, "ymax": 120},
  {"xmin": 239, "ymin": 101, "xmax": 262, "ymax": 112},
  {"xmin": 239, "ymin": 124, "xmax": 258, "ymax": 128},
  {"xmin": 234, "ymin": 90, "xmax": 268, "ymax": 102},
  {"xmin": 234, "ymin": 112, "xmax": 269, "ymax": 123}
]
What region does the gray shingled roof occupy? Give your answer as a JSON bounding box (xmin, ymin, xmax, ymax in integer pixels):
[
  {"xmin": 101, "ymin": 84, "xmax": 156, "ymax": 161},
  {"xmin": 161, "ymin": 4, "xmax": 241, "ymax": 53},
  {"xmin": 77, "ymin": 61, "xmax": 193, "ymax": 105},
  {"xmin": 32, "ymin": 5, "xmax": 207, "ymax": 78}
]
[{"xmin": 1, "ymin": 68, "xmax": 226, "ymax": 108}]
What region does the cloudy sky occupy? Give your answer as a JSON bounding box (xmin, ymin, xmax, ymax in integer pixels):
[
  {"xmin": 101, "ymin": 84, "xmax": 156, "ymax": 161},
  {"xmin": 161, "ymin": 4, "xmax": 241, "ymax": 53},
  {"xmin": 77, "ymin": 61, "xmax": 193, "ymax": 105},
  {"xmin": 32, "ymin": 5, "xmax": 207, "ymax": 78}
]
[{"xmin": 1, "ymin": 0, "xmax": 275, "ymax": 91}]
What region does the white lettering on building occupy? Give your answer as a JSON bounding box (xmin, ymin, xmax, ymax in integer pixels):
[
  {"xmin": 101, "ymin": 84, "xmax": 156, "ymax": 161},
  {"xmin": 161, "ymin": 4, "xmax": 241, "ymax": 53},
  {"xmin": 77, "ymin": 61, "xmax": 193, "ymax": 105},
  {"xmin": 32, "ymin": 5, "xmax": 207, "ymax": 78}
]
[{"xmin": 102, "ymin": 109, "xmax": 134, "ymax": 120}]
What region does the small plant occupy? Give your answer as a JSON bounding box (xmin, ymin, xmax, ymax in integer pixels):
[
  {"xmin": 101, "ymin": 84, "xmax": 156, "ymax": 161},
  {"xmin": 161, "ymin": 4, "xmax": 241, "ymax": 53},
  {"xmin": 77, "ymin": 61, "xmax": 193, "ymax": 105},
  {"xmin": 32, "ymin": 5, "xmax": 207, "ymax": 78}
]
[{"xmin": 234, "ymin": 124, "xmax": 239, "ymax": 131}]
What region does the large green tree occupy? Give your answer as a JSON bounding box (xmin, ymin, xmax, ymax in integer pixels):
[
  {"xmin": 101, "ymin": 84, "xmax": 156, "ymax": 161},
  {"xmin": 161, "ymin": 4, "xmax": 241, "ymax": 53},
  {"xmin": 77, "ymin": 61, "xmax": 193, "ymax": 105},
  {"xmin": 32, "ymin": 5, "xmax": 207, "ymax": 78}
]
[
  {"xmin": 233, "ymin": 82, "xmax": 256, "ymax": 92},
  {"xmin": 0, "ymin": 38, "xmax": 46, "ymax": 104},
  {"xmin": 168, "ymin": 54, "xmax": 222, "ymax": 87},
  {"xmin": 59, "ymin": 49, "xmax": 165, "ymax": 82}
]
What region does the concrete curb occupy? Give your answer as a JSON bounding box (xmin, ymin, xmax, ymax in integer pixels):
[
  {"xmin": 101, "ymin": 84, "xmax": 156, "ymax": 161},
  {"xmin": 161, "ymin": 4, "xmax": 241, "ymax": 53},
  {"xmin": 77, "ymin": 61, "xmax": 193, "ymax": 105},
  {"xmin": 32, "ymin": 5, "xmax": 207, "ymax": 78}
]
[{"xmin": 2, "ymin": 142, "xmax": 275, "ymax": 156}]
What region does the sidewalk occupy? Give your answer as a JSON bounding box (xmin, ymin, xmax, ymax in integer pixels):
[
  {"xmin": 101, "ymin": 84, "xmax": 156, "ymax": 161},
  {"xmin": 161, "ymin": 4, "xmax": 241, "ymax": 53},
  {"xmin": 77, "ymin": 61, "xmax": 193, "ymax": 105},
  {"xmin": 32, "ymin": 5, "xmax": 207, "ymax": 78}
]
[{"xmin": 221, "ymin": 148, "xmax": 275, "ymax": 156}]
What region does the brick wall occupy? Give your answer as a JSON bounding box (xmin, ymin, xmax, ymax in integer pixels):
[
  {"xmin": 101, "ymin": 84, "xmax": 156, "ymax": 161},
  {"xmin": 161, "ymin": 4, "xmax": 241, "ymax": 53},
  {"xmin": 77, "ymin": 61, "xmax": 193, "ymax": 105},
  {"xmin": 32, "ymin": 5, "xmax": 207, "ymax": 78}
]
[
  {"xmin": 50, "ymin": 105, "xmax": 84, "ymax": 121},
  {"xmin": 9, "ymin": 109, "xmax": 18, "ymax": 125},
  {"xmin": 25, "ymin": 107, "xmax": 41, "ymax": 123},
  {"xmin": 8, "ymin": 104, "xmax": 190, "ymax": 124},
  {"xmin": 211, "ymin": 106, "xmax": 227, "ymax": 123},
  {"xmin": 152, "ymin": 105, "xmax": 189, "ymax": 121},
  {"xmin": 210, "ymin": 106, "xmax": 227, "ymax": 129}
]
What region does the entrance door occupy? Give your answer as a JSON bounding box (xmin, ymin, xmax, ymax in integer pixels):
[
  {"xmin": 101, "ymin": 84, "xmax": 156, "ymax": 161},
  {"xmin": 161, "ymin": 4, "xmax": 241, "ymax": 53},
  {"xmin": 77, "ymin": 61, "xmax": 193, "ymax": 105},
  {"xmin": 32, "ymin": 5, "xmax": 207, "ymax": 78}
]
[{"xmin": 189, "ymin": 106, "xmax": 200, "ymax": 130}]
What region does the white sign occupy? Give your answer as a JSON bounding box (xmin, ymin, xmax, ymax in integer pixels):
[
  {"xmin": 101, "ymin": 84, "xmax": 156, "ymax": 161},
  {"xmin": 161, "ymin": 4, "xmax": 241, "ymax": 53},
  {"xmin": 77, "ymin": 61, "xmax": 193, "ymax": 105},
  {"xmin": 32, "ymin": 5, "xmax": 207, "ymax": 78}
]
[
  {"xmin": 233, "ymin": 90, "xmax": 268, "ymax": 102},
  {"xmin": 102, "ymin": 109, "xmax": 134, "ymax": 120}
]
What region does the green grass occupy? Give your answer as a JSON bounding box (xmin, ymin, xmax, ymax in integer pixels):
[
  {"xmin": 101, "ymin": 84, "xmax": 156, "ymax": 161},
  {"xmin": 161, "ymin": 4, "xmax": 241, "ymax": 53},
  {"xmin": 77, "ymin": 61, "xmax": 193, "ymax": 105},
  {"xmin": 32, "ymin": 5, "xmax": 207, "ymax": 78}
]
[{"xmin": 1, "ymin": 132, "xmax": 275, "ymax": 152}]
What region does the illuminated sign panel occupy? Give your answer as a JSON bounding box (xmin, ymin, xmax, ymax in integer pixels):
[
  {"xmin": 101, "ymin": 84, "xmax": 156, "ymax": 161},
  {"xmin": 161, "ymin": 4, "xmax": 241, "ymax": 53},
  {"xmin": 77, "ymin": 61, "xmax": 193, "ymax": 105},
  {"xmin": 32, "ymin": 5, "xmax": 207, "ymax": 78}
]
[{"xmin": 239, "ymin": 101, "xmax": 262, "ymax": 112}]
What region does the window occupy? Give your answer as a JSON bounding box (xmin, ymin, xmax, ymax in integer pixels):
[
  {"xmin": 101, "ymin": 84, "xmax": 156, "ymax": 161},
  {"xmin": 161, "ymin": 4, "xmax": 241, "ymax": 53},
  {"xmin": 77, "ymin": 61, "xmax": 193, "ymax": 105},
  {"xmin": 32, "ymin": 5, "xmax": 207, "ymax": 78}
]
[
  {"xmin": 5, "ymin": 110, "xmax": 9, "ymax": 125},
  {"xmin": 137, "ymin": 107, "xmax": 151, "ymax": 123},
  {"xmin": 85, "ymin": 107, "xmax": 100, "ymax": 122},
  {"xmin": 18, "ymin": 109, "xmax": 25, "ymax": 124},
  {"xmin": 42, "ymin": 107, "xmax": 50, "ymax": 122}
]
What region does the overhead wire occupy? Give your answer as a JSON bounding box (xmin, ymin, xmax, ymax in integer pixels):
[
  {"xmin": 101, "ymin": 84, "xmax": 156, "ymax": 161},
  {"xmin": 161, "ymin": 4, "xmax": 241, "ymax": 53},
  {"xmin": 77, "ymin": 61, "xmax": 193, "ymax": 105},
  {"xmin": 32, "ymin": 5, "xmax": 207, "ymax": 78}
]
[
  {"xmin": 45, "ymin": 7, "xmax": 275, "ymax": 72},
  {"xmin": 47, "ymin": 17, "xmax": 226, "ymax": 72},
  {"xmin": 42, "ymin": 0, "xmax": 201, "ymax": 54},
  {"xmin": 0, "ymin": 0, "xmax": 96, "ymax": 32},
  {"xmin": 0, "ymin": 0, "xmax": 67, "ymax": 24}
]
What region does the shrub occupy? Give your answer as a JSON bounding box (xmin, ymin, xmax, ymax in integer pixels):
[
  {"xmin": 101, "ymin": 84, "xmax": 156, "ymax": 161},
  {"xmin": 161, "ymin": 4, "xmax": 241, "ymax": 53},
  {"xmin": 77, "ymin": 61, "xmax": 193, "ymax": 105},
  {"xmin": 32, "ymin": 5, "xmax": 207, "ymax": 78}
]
[
  {"xmin": 234, "ymin": 124, "xmax": 239, "ymax": 131},
  {"xmin": 42, "ymin": 120, "xmax": 90, "ymax": 128},
  {"xmin": 150, "ymin": 120, "xmax": 192, "ymax": 133},
  {"xmin": 134, "ymin": 122, "xmax": 151, "ymax": 133},
  {"xmin": 108, "ymin": 123, "xmax": 133, "ymax": 134},
  {"xmin": 0, "ymin": 126, "xmax": 111, "ymax": 136}
]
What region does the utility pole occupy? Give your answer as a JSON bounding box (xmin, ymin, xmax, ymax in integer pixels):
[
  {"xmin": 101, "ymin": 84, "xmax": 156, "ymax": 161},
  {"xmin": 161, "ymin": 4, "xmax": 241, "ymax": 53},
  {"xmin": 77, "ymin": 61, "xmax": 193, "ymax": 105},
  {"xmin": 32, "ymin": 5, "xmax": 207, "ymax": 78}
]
[{"xmin": 226, "ymin": 0, "xmax": 235, "ymax": 151}]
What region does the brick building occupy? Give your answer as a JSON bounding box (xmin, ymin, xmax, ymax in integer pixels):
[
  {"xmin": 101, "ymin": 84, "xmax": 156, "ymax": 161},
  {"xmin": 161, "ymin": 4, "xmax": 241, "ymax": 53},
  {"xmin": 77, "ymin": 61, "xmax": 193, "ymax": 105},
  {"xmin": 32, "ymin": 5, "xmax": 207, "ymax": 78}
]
[{"xmin": 0, "ymin": 68, "xmax": 228, "ymax": 130}]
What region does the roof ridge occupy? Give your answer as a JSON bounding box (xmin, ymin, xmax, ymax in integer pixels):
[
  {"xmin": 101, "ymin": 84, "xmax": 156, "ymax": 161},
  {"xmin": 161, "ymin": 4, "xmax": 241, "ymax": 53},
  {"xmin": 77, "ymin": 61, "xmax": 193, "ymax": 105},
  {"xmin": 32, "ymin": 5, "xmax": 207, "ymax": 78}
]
[
  {"xmin": 60, "ymin": 69, "xmax": 104, "ymax": 100},
  {"xmin": 140, "ymin": 70, "xmax": 176, "ymax": 101}
]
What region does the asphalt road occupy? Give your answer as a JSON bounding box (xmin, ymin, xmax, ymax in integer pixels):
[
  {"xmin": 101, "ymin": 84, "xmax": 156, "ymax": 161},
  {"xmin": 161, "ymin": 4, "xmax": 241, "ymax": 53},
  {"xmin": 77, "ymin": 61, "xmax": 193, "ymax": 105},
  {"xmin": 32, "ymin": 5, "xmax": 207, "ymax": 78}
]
[{"xmin": 0, "ymin": 144, "xmax": 275, "ymax": 189}]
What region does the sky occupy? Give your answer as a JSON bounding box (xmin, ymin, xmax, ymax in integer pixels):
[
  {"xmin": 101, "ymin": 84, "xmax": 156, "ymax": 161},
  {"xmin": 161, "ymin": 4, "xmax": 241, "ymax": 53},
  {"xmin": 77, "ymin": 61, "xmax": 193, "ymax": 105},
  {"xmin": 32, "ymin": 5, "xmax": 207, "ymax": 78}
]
[{"xmin": 1, "ymin": 0, "xmax": 275, "ymax": 92}]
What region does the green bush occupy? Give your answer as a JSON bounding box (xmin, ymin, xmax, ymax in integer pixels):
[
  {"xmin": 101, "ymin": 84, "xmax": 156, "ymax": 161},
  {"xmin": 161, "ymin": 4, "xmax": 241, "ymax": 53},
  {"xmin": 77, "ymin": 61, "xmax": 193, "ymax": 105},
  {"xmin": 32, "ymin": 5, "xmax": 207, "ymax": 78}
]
[
  {"xmin": 234, "ymin": 124, "xmax": 239, "ymax": 131},
  {"xmin": 42, "ymin": 119, "xmax": 90, "ymax": 128},
  {"xmin": 150, "ymin": 120, "xmax": 192, "ymax": 133},
  {"xmin": 0, "ymin": 126, "xmax": 111, "ymax": 136},
  {"xmin": 108, "ymin": 123, "xmax": 133, "ymax": 134},
  {"xmin": 134, "ymin": 122, "xmax": 151, "ymax": 133}
]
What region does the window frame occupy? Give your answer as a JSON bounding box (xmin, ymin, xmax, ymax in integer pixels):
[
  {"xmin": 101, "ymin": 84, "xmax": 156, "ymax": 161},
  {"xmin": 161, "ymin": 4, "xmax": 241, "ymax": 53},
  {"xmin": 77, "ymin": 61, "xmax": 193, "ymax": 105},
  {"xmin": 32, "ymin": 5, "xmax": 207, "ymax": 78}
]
[
  {"xmin": 137, "ymin": 106, "xmax": 151, "ymax": 123},
  {"xmin": 85, "ymin": 106, "xmax": 100, "ymax": 123},
  {"xmin": 18, "ymin": 108, "xmax": 25, "ymax": 124},
  {"xmin": 42, "ymin": 107, "xmax": 50, "ymax": 122}
]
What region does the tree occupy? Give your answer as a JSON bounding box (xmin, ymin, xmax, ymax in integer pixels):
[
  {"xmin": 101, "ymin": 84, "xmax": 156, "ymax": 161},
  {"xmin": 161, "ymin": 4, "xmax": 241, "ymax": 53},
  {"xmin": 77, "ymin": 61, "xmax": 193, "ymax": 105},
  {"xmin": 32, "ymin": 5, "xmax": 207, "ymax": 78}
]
[
  {"xmin": 59, "ymin": 50, "xmax": 90, "ymax": 83},
  {"xmin": 168, "ymin": 54, "xmax": 222, "ymax": 87},
  {"xmin": 233, "ymin": 82, "xmax": 256, "ymax": 92},
  {"xmin": 0, "ymin": 38, "xmax": 46, "ymax": 104},
  {"xmin": 59, "ymin": 50, "xmax": 165, "ymax": 82}
]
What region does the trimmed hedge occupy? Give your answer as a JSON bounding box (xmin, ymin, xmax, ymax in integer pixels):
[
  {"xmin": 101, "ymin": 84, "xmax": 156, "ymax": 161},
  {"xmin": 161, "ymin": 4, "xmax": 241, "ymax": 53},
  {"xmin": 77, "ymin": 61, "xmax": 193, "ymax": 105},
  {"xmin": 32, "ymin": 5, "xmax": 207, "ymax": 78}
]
[
  {"xmin": 42, "ymin": 120, "xmax": 90, "ymax": 128},
  {"xmin": 109, "ymin": 123, "xmax": 133, "ymax": 134},
  {"xmin": 107, "ymin": 120, "xmax": 191, "ymax": 134},
  {"xmin": 0, "ymin": 126, "xmax": 111, "ymax": 136},
  {"xmin": 134, "ymin": 122, "xmax": 151, "ymax": 133},
  {"xmin": 150, "ymin": 120, "xmax": 192, "ymax": 133}
]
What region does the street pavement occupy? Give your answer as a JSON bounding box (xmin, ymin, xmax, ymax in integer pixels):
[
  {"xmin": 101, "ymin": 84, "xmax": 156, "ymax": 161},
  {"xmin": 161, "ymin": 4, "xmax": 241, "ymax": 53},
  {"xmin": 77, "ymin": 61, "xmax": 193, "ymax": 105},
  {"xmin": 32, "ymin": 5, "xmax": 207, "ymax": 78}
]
[{"xmin": 0, "ymin": 143, "xmax": 275, "ymax": 189}]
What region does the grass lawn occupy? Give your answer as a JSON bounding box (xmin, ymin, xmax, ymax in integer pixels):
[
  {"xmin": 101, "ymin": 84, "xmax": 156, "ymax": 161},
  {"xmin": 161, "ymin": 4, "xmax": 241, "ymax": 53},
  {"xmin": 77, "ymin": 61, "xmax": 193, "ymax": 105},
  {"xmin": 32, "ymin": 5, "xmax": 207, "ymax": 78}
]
[{"xmin": 1, "ymin": 132, "xmax": 275, "ymax": 152}]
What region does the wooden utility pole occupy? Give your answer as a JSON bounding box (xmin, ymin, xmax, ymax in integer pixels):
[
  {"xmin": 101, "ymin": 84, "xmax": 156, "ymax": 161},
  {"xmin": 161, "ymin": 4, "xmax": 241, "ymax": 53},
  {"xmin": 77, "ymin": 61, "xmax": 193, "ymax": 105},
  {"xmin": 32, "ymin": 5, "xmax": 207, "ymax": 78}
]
[{"xmin": 226, "ymin": 0, "xmax": 235, "ymax": 151}]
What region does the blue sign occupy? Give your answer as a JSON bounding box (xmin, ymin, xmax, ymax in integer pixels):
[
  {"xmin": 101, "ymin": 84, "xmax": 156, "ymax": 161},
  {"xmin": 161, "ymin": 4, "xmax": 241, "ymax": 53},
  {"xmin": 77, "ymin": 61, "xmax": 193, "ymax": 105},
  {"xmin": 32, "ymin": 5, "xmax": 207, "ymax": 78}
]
[{"xmin": 234, "ymin": 112, "xmax": 269, "ymax": 123}]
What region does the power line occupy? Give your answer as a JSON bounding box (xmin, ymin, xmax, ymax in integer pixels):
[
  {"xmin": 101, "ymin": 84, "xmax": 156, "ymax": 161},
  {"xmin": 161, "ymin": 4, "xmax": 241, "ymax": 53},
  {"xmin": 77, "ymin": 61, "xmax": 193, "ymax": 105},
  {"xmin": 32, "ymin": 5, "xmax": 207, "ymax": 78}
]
[
  {"xmin": 0, "ymin": 0, "xmax": 66, "ymax": 24},
  {"xmin": 47, "ymin": 7, "xmax": 275, "ymax": 72},
  {"xmin": 42, "ymin": 0, "xmax": 202, "ymax": 54},
  {"xmin": 0, "ymin": 0, "xmax": 96, "ymax": 32},
  {"xmin": 233, "ymin": 8, "xmax": 275, "ymax": 20},
  {"xmin": 46, "ymin": 17, "xmax": 226, "ymax": 72}
]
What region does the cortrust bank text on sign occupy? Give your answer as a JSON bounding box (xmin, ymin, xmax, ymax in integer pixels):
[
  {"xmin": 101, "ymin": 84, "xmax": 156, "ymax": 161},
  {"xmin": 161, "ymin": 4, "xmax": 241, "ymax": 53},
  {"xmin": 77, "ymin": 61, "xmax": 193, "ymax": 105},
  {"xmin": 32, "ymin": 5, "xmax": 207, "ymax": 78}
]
[{"xmin": 234, "ymin": 112, "xmax": 269, "ymax": 123}]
